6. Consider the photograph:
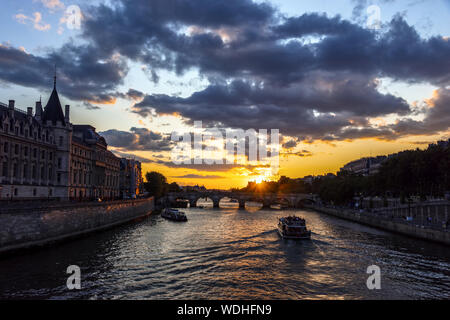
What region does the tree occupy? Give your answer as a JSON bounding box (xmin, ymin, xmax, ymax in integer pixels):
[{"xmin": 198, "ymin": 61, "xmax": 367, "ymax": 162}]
[
  {"xmin": 168, "ymin": 182, "xmax": 181, "ymax": 193},
  {"xmin": 144, "ymin": 171, "xmax": 168, "ymax": 198}
]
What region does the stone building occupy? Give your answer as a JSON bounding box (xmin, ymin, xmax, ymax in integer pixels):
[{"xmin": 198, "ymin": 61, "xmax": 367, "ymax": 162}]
[
  {"xmin": 0, "ymin": 78, "xmax": 120, "ymax": 200},
  {"xmin": 339, "ymin": 156, "xmax": 387, "ymax": 176},
  {"xmin": 119, "ymin": 158, "xmax": 143, "ymax": 198}
]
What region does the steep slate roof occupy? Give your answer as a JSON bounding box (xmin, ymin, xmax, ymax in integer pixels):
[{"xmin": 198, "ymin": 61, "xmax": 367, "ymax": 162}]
[
  {"xmin": 42, "ymin": 78, "xmax": 66, "ymax": 126},
  {"xmin": 73, "ymin": 125, "xmax": 107, "ymax": 146}
]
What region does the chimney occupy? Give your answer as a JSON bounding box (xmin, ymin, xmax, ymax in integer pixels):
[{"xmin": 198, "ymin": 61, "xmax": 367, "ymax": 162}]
[
  {"xmin": 27, "ymin": 107, "xmax": 33, "ymax": 117},
  {"xmin": 8, "ymin": 100, "xmax": 15, "ymax": 110},
  {"xmin": 35, "ymin": 101, "xmax": 42, "ymax": 121},
  {"xmin": 65, "ymin": 105, "xmax": 70, "ymax": 122}
]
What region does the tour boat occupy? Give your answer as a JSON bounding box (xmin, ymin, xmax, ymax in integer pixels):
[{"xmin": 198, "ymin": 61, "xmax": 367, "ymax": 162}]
[
  {"xmin": 161, "ymin": 208, "xmax": 188, "ymax": 222},
  {"xmin": 277, "ymin": 216, "xmax": 311, "ymax": 239}
]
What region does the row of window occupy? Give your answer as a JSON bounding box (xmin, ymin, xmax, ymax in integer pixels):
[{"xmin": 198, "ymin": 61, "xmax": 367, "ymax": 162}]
[
  {"xmin": 1, "ymin": 122, "xmax": 65, "ymax": 147},
  {"xmin": 2, "ymin": 122, "xmax": 53, "ymax": 143},
  {"xmin": 1, "ymin": 162, "xmax": 61, "ymax": 183},
  {"xmin": 1, "ymin": 141, "xmax": 56, "ymax": 161},
  {"xmin": 72, "ymin": 146, "xmax": 91, "ymax": 159},
  {"xmin": 10, "ymin": 188, "xmax": 53, "ymax": 197}
]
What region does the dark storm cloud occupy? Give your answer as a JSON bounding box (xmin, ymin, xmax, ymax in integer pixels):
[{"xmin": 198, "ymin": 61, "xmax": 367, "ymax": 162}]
[
  {"xmin": 390, "ymin": 88, "xmax": 450, "ymax": 136},
  {"xmin": 80, "ymin": 1, "xmax": 450, "ymax": 86},
  {"xmin": 124, "ymin": 89, "xmax": 145, "ymax": 101},
  {"xmin": 2, "ymin": 0, "xmax": 449, "ymax": 143},
  {"xmin": 321, "ymin": 87, "xmax": 450, "ymax": 141},
  {"xmin": 109, "ymin": 150, "xmax": 154, "ymax": 163},
  {"xmin": 274, "ymin": 13, "xmax": 357, "ymax": 37},
  {"xmin": 78, "ymin": 0, "xmax": 449, "ymax": 140},
  {"xmin": 133, "ymin": 74, "xmax": 410, "ymax": 139},
  {"xmin": 100, "ymin": 127, "xmax": 172, "ymax": 151},
  {"xmin": 0, "ymin": 43, "xmax": 128, "ymax": 103},
  {"xmin": 282, "ymin": 139, "xmax": 298, "ymax": 149}
]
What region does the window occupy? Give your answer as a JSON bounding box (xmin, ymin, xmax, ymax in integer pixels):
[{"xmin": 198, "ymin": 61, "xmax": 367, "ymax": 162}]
[
  {"xmin": 49, "ymin": 152, "xmax": 53, "ymax": 161},
  {"xmin": 57, "ymin": 173, "xmax": 61, "ymax": 184},
  {"xmin": 24, "ymin": 147, "xmax": 28, "ymax": 157},
  {"xmin": 48, "ymin": 167, "xmax": 53, "ymax": 180},
  {"xmin": 23, "ymin": 164, "xmax": 28, "ymax": 179},
  {"xmin": 15, "ymin": 144, "xmax": 19, "ymax": 155},
  {"xmin": 32, "ymin": 165, "xmax": 36, "ymax": 179},
  {"xmin": 2, "ymin": 162, "xmax": 7, "ymax": 177},
  {"xmin": 4, "ymin": 124, "xmax": 8, "ymax": 132},
  {"xmin": 41, "ymin": 150, "xmax": 45, "ymax": 160},
  {"xmin": 14, "ymin": 188, "xmax": 18, "ymax": 196},
  {"xmin": 41, "ymin": 166, "xmax": 45, "ymax": 180},
  {"xmin": 33, "ymin": 148, "xmax": 37, "ymax": 158},
  {"xmin": 59, "ymin": 136, "xmax": 63, "ymax": 146},
  {"xmin": 13, "ymin": 163, "xmax": 18, "ymax": 178},
  {"xmin": 4, "ymin": 142, "xmax": 8, "ymax": 153},
  {"xmin": 33, "ymin": 189, "xmax": 37, "ymax": 196}
]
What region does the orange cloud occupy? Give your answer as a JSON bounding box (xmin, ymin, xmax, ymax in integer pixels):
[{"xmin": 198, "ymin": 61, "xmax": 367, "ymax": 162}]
[{"xmin": 15, "ymin": 12, "xmax": 51, "ymax": 31}]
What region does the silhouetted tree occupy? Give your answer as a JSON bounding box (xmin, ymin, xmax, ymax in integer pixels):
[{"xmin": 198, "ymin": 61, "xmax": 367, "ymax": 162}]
[{"xmin": 144, "ymin": 171, "xmax": 168, "ymax": 198}]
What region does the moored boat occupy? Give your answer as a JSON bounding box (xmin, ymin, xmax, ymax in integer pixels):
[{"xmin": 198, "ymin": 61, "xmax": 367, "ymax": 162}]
[
  {"xmin": 161, "ymin": 208, "xmax": 188, "ymax": 222},
  {"xmin": 278, "ymin": 216, "xmax": 311, "ymax": 239}
]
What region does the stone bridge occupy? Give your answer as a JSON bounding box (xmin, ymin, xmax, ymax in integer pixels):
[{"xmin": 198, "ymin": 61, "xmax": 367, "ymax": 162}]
[{"xmin": 163, "ymin": 191, "xmax": 316, "ymax": 209}]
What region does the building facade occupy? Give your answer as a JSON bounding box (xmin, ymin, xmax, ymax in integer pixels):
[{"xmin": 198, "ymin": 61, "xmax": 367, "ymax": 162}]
[
  {"xmin": 119, "ymin": 158, "xmax": 143, "ymax": 198},
  {"xmin": 0, "ymin": 79, "xmax": 120, "ymax": 200},
  {"xmin": 339, "ymin": 156, "xmax": 387, "ymax": 176}
]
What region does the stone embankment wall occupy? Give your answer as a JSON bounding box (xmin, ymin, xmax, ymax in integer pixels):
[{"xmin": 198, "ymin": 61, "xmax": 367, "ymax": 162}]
[
  {"xmin": 0, "ymin": 198, "xmax": 154, "ymax": 254},
  {"xmin": 307, "ymin": 203, "xmax": 450, "ymax": 246}
]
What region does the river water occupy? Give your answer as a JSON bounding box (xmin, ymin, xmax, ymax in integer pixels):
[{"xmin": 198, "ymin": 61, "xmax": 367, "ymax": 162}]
[{"xmin": 1, "ymin": 200, "xmax": 449, "ymax": 299}]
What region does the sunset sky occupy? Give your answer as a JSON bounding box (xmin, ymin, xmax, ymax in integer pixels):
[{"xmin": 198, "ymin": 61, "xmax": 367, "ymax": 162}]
[{"xmin": 0, "ymin": 0, "xmax": 449, "ymax": 189}]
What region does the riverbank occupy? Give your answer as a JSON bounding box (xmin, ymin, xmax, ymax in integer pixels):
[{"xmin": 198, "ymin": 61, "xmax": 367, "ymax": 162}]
[
  {"xmin": 0, "ymin": 198, "xmax": 154, "ymax": 255},
  {"xmin": 306, "ymin": 204, "xmax": 450, "ymax": 246}
]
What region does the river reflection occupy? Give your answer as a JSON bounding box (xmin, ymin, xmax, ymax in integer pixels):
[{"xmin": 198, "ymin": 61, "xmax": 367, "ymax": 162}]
[{"xmin": 1, "ymin": 200, "xmax": 449, "ymax": 299}]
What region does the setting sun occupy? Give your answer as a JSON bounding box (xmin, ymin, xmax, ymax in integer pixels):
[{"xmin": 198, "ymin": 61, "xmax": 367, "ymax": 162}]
[{"xmin": 251, "ymin": 176, "xmax": 265, "ymax": 184}]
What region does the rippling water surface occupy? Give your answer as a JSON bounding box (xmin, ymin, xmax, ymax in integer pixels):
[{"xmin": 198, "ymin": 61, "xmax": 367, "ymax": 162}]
[{"xmin": 1, "ymin": 200, "xmax": 450, "ymax": 299}]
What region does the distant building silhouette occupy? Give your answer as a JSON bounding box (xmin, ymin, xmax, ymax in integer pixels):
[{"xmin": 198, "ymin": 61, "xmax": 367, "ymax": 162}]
[
  {"xmin": 119, "ymin": 158, "xmax": 143, "ymax": 198},
  {"xmin": 339, "ymin": 156, "xmax": 387, "ymax": 176}
]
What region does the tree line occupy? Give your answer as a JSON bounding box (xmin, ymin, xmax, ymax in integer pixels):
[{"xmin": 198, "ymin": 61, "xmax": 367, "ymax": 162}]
[
  {"xmin": 235, "ymin": 143, "xmax": 450, "ymax": 205},
  {"xmin": 143, "ymin": 171, "xmax": 181, "ymax": 198},
  {"xmin": 143, "ymin": 143, "xmax": 450, "ymax": 204}
]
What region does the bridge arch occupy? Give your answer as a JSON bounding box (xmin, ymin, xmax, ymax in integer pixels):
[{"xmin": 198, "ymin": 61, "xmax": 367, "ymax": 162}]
[
  {"xmin": 297, "ymin": 198, "xmax": 315, "ymax": 208},
  {"xmin": 276, "ymin": 197, "xmax": 293, "ymax": 209}
]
